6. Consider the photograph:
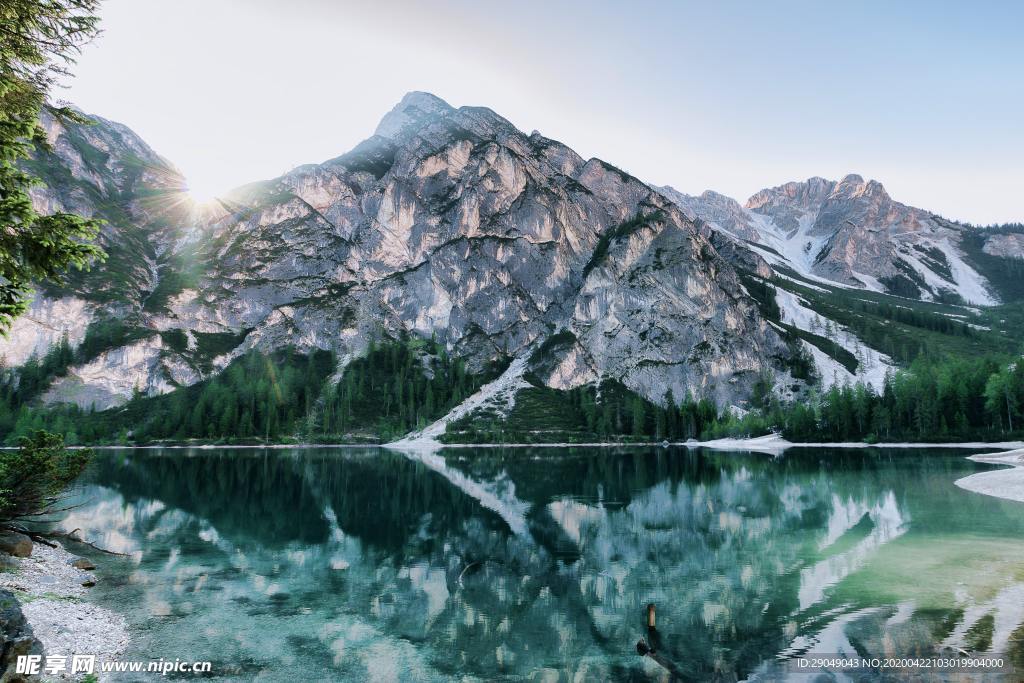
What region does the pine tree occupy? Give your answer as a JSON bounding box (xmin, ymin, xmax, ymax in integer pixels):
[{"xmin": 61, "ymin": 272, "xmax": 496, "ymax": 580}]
[{"xmin": 0, "ymin": 0, "xmax": 105, "ymax": 332}]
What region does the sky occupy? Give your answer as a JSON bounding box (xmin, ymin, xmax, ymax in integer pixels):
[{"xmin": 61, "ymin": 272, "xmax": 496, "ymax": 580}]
[{"xmin": 62, "ymin": 0, "xmax": 1023, "ymax": 224}]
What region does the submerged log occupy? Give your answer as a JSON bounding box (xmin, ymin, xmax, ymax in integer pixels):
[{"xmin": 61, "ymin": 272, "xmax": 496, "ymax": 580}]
[{"xmin": 636, "ymin": 603, "xmax": 687, "ymax": 679}]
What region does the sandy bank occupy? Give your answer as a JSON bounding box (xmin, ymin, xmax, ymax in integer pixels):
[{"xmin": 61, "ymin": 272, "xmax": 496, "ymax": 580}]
[{"xmin": 954, "ymin": 448, "xmax": 1024, "ymax": 504}]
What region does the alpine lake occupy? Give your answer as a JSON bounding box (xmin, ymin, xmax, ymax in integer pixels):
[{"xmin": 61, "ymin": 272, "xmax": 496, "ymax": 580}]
[{"xmin": 55, "ymin": 445, "xmax": 1024, "ymax": 681}]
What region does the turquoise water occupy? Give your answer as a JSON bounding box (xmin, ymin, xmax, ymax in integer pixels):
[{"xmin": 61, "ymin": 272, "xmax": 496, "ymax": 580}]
[{"xmin": 59, "ymin": 447, "xmax": 1024, "ymax": 681}]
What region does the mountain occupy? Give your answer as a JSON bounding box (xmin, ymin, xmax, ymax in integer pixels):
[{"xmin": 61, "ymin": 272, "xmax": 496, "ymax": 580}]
[
  {"xmin": 0, "ymin": 93, "xmax": 799, "ymax": 418},
  {"xmin": 2, "ymin": 106, "xmax": 191, "ymax": 400},
  {"xmin": 4, "ymin": 94, "xmax": 1023, "ymax": 445},
  {"xmin": 658, "ymin": 176, "xmax": 1019, "ymax": 306}
]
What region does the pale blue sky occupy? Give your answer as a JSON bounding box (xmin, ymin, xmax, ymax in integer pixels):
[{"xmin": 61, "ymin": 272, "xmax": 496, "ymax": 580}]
[{"xmin": 64, "ymin": 0, "xmax": 1023, "ymax": 223}]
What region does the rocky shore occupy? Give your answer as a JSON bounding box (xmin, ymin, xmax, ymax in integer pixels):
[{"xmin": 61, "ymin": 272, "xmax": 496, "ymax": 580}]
[{"xmin": 0, "ymin": 536, "xmax": 129, "ymax": 680}]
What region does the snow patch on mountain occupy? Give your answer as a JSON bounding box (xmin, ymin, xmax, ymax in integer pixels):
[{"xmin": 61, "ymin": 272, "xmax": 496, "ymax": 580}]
[
  {"xmin": 933, "ymin": 239, "xmax": 997, "ymax": 306},
  {"xmin": 851, "ymin": 271, "xmax": 885, "ymax": 293},
  {"xmin": 774, "ymin": 288, "xmax": 894, "ymax": 391},
  {"xmin": 660, "ymin": 178, "xmax": 1000, "ymax": 306},
  {"xmin": 390, "ymin": 356, "xmax": 530, "ymax": 448}
]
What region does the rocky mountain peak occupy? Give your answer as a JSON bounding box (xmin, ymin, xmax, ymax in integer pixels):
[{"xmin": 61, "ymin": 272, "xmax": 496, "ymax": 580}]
[
  {"xmin": 671, "ymin": 171, "xmax": 999, "ymax": 306},
  {"xmin": 373, "ymin": 91, "xmax": 455, "ymax": 140},
  {"xmin": 744, "ymin": 176, "xmax": 832, "ymax": 212},
  {"xmin": 698, "ymin": 189, "xmax": 733, "ymax": 203},
  {"xmin": 654, "ymin": 185, "xmax": 758, "ymax": 240},
  {"xmin": 0, "ymin": 95, "xmax": 801, "ymax": 412},
  {"xmin": 830, "ymin": 173, "xmax": 890, "ymax": 202},
  {"xmin": 688, "ymin": 189, "xmax": 747, "ymax": 221}
]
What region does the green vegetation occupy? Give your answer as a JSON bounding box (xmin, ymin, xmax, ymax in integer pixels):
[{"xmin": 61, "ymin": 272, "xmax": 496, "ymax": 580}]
[
  {"xmin": 0, "ymin": 0, "xmax": 105, "ymax": 332},
  {"xmin": 738, "ymin": 271, "xmax": 844, "ymax": 376},
  {"xmin": 879, "ymin": 257, "xmax": 931, "ymax": 301},
  {"xmin": 189, "ymin": 329, "xmax": 251, "ymax": 373},
  {"xmin": 76, "ymin": 317, "xmax": 152, "ymax": 362},
  {"xmin": 767, "ymin": 270, "xmax": 1015, "ymax": 364},
  {"xmin": 0, "ymin": 319, "xmax": 154, "ymax": 410},
  {"xmin": 442, "ymin": 377, "xmax": 730, "ymax": 444},
  {"xmin": 131, "ymin": 348, "xmax": 335, "ymax": 442},
  {"xmin": 784, "ymin": 324, "xmax": 857, "ymax": 374},
  {"xmin": 0, "ymin": 431, "xmax": 89, "ymax": 525},
  {"xmin": 4, "ymin": 334, "xmax": 75, "ymax": 403},
  {"xmin": 0, "ymin": 336, "xmax": 507, "ymax": 445},
  {"xmin": 321, "ymin": 336, "xmax": 506, "ymax": 441},
  {"xmin": 964, "ymin": 614, "xmax": 996, "ymax": 652},
  {"xmin": 978, "ymin": 300, "xmax": 1024, "ymax": 348},
  {"xmin": 775, "ymin": 353, "xmax": 1024, "ymax": 442},
  {"xmin": 444, "ymin": 349, "xmax": 1024, "ymax": 445},
  {"xmin": 0, "ymin": 0, "xmax": 105, "ymax": 547},
  {"xmin": 955, "ymin": 222, "xmax": 1024, "ymax": 302},
  {"xmin": 0, "ymin": 348, "xmax": 336, "ymax": 444},
  {"xmin": 527, "ymin": 329, "xmax": 577, "ymax": 365},
  {"xmin": 6, "ymin": 335, "xmax": 1023, "ymax": 446},
  {"xmin": 912, "ymin": 244, "xmax": 955, "ymax": 283},
  {"xmin": 141, "ymin": 245, "xmax": 204, "ymax": 313}
]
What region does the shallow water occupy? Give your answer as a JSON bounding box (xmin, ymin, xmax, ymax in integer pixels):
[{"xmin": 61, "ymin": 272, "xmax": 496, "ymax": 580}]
[{"xmin": 58, "ymin": 446, "xmax": 1024, "ymax": 681}]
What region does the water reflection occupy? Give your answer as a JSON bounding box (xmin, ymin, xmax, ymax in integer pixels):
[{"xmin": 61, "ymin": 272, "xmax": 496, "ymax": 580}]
[
  {"xmin": 58, "ymin": 447, "xmax": 1024, "ymax": 681},
  {"xmin": 797, "ymin": 491, "xmax": 908, "ymax": 612}
]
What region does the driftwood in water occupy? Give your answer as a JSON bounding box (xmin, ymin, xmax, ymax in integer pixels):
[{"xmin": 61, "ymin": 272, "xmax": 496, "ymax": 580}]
[
  {"xmin": 21, "ymin": 530, "xmax": 58, "ymax": 548},
  {"xmin": 7, "ymin": 525, "xmax": 130, "ymax": 557},
  {"xmin": 635, "ymin": 603, "xmax": 687, "ymax": 679},
  {"xmin": 58, "ymin": 528, "xmax": 131, "ymax": 556}
]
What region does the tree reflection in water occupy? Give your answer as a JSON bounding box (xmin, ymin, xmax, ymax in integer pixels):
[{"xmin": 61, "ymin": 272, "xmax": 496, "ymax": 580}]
[{"xmin": 56, "ymin": 447, "xmax": 1024, "ymax": 681}]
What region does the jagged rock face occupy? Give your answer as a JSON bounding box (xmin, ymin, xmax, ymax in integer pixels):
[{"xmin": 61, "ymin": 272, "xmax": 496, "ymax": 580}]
[
  {"xmin": 662, "ymin": 175, "xmax": 999, "ymax": 305},
  {"xmin": 30, "ymin": 107, "xmax": 183, "ymax": 215},
  {"xmin": 983, "ymin": 233, "xmax": 1024, "ymax": 260},
  {"xmin": 569, "ymin": 212, "xmax": 789, "ymax": 405},
  {"xmin": 745, "ymin": 176, "xmax": 836, "ymax": 235},
  {"xmin": 42, "ymin": 336, "xmax": 177, "ymax": 411},
  {"xmin": 751, "ymin": 175, "xmax": 947, "ymax": 289},
  {"xmin": 1, "ymin": 93, "xmax": 795, "ymax": 409},
  {"xmin": 27, "ymin": 107, "xmax": 190, "ymax": 305},
  {"xmin": 0, "ymin": 109, "xmax": 200, "ymax": 408},
  {"xmin": 657, "ymin": 186, "xmax": 759, "ymax": 241},
  {"xmin": 0, "ymin": 297, "xmax": 94, "ymax": 367}
]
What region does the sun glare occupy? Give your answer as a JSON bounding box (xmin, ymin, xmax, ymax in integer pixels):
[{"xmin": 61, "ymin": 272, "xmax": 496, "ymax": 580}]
[
  {"xmin": 186, "ymin": 184, "xmax": 220, "ymax": 206},
  {"xmin": 181, "ymin": 180, "xmax": 233, "ymax": 221}
]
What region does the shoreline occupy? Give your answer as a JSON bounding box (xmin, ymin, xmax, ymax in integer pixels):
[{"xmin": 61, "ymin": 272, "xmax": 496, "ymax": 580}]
[
  {"xmin": 386, "ymin": 433, "xmax": 1024, "ymax": 455},
  {"xmin": 3, "ymin": 434, "xmax": 1022, "ymax": 453},
  {"xmin": 954, "ymin": 448, "xmax": 1024, "ymax": 504},
  {"xmin": 0, "ymin": 541, "xmax": 129, "ymax": 679}
]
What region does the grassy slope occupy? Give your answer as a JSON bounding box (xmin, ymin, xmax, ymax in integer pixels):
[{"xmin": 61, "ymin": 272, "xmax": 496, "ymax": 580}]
[{"xmin": 768, "ymin": 268, "xmax": 1023, "ymax": 363}]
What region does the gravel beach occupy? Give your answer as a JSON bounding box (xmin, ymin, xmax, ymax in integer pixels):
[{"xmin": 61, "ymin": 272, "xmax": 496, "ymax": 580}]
[{"xmin": 0, "ymin": 541, "xmax": 129, "ymax": 680}]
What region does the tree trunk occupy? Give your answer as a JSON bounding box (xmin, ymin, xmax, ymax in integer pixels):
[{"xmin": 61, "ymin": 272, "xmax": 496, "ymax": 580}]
[{"xmin": 1007, "ymin": 388, "xmax": 1014, "ymax": 432}]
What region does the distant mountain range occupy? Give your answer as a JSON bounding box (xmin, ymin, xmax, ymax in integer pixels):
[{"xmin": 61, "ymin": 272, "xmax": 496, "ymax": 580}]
[
  {"xmin": 2, "ymin": 92, "xmax": 1022, "ymax": 427},
  {"xmin": 658, "ymin": 176, "xmax": 1020, "ymax": 306}
]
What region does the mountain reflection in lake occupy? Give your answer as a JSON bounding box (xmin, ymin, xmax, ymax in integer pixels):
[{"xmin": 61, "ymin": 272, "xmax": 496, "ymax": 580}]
[{"xmin": 57, "ymin": 447, "xmax": 1024, "ymax": 681}]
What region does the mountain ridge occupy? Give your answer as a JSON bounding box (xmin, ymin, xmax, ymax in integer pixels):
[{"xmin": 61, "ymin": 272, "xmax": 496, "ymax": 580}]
[
  {"xmin": 1, "ymin": 92, "xmax": 1022, "ymax": 444},
  {"xmin": 658, "ymin": 173, "xmax": 1014, "ymax": 306},
  {"xmin": 2, "ymin": 93, "xmax": 802, "ymax": 417}
]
